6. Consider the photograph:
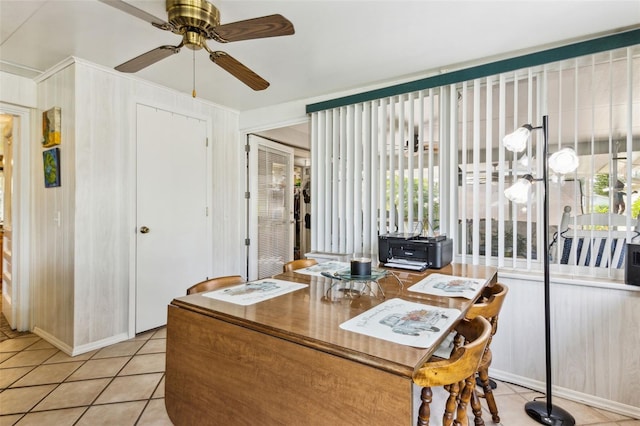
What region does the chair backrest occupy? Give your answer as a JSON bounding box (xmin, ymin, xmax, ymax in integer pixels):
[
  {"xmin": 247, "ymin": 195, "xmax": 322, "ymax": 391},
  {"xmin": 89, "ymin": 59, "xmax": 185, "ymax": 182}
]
[
  {"xmin": 465, "ymin": 283, "xmax": 508, "ymax": 326},
  {"xmin": 557, "ymin": 206, "xmax": 640, "ymax": 268},
  {"xmin": 413, "ymin": 316, "xmax": 491, "ymax": 387},
  {"xmin": 186, "ymin": 275, "xmax": 244, "ymax": 295},
  {"xmin": 464, "ymin": 283, "xmax": 508, "ymax": 357},
  {"xmin": 283, "ymin": 258, "xmax": 318, "ymax": 272}
]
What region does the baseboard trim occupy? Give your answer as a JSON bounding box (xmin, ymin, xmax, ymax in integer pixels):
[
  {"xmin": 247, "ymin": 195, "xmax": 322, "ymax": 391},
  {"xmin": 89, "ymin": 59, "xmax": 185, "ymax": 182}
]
[
  {"xmin": 32, "ymin": 327, "xmax": 129, "ymax": 357},
  {"xmin": 32, "ymin": 327, "xmax": 73, "ymax": 355},
  {"xmin": 490, "ymin": 369, "xmax": 640, "ymax": 420}
]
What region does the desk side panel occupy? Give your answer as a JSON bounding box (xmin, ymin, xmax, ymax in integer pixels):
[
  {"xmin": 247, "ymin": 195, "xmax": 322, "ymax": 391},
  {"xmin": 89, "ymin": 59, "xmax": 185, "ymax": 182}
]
[{"xmin": 166, "ymin": 304, "xmax": 413, "ymax": 426}]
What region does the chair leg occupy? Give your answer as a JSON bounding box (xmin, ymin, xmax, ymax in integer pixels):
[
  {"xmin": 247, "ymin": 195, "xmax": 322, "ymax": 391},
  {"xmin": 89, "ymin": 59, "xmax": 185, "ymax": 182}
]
[
  {"xmin": 455, "ymin": 375, "xmax": 476, "ymax": 426},
  {"xmin": 470, "ymin": 384, "xmax": 485, "ymax": 426},
  {"xmin": 443, "ymin": 382, "xmax": 460, "ymax": 426},
  {"xmin": 478, "ymin": 366, "xmax": 500, "ymax": 423},
  {"xmin": 417, "ymin": 386, "xmax": 432, "ymax": 426}
]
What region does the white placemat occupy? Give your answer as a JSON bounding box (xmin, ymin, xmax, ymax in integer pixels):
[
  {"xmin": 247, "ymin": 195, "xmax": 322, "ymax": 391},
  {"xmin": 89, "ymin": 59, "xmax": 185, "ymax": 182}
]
[
  {"xmin": 339, "ymin": 298, "xmax": 461, "ymax": 348},
  {"xmin": 407, "ymin": 273, "xmax": 485, "ymax": 299},
  {"xmin": 293, "ymin": 261, "xmax": 350, "ymax": 276},
  {"xmin": 201, "ymin": 278, "xmax": 307, "ymax": 306}
]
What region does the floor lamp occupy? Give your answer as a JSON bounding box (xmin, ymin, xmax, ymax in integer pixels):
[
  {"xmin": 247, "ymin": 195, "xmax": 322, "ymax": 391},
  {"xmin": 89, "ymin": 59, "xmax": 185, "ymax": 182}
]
[{"xmin": 504, "ymin": 115, "xmax": 578, "ymax": 426}]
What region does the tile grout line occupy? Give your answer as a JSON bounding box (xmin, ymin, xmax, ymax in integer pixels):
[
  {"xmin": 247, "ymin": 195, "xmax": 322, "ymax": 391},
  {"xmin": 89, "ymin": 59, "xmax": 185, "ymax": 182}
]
[
  {"xmin": 134, "ymin": 372, "xmax": 167, "ymax": 425},
  {"xmin": 133, "ymin": 330, "xmax": 168, "ymax": 425}
]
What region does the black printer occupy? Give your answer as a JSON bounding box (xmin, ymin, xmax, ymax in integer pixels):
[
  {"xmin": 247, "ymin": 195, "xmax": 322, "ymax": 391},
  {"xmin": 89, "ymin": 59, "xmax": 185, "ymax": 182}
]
[{"xmin": 378, "ymin": 233, "xmax": 453, "ymax": 270}]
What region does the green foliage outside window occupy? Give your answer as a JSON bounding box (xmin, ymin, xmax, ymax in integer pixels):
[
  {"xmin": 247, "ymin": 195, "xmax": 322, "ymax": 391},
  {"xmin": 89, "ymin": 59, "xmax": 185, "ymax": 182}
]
[
  {"xmin": 590, "ymin": 174, "xmax": 639, "ymax": 217},
  {"xmin": 386, "ymin": 176, "xmax": 440, "ymax": 231}
]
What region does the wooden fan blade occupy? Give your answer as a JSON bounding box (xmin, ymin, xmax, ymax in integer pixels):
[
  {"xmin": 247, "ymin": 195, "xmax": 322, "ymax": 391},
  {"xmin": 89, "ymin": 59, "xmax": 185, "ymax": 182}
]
[
  {"xmin": 210, "ymin": 52, "xmax": 269, "ymax": 91},
  {"xmin": 212, "ymin": 14, "xmax": 294, "ymax": 43},
  {"xmin": 115, "ymin": 45, "xmax": 181, "ymax": 73},
  {"xmin": 97, "ymin": 0, "xmax": 174, "ymax": 31}
]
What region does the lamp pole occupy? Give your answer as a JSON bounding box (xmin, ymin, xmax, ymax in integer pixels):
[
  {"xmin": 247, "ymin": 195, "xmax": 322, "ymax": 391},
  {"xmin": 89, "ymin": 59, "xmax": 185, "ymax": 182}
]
[{"xmin": 524, "ymin": 115, "xmax": 575, "ymax": 425}]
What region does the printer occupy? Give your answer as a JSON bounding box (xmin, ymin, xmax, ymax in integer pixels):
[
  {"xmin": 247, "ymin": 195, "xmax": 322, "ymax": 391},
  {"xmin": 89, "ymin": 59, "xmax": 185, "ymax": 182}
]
[{"xmin": 378, "ymin": 233, "xmax": 453, "ymax": 270}]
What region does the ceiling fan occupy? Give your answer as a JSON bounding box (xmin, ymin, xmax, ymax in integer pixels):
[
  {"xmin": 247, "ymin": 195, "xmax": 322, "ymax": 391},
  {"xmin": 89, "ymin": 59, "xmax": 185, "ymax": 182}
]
[{"xmin": 99, "ymin": 0, "xmax": 295, "ymax": 90}]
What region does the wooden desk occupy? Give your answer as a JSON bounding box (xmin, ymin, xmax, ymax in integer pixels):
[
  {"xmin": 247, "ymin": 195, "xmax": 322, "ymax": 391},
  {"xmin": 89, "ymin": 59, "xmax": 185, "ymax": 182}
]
[{"xmin": 165, "ymin": 264, "xmax": 497, "ymax": 426}]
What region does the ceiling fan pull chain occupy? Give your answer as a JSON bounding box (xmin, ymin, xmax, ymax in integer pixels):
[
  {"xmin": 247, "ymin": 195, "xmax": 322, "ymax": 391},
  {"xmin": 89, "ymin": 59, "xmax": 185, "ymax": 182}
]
[{"xmin": 192, "ymin": 49, "xmax": 197, "ymax": 98}]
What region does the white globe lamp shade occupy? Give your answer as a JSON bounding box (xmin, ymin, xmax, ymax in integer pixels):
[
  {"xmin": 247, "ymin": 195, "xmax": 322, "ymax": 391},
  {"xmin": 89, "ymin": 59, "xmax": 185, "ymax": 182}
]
[
  {"xmin": 503, "ymin": 126, "xmax": 531, "ymax": 153},
  {"xmin": 548, "ymin": 148, "xmax": 579, "ymax": 174},
  {"xmin": 505, "ymin": 177, "xmax": 533, "ymax": 204}
]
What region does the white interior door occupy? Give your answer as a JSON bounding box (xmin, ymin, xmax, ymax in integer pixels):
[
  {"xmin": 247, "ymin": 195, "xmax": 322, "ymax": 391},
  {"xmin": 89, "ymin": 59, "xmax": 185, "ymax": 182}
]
[
  {"xmin": 248, "ymin": 136, "xmax": 294, "ymax": 280},
  {"xmin": 136, "ymin": 104, "xmax": 210, "ymax": 333}
]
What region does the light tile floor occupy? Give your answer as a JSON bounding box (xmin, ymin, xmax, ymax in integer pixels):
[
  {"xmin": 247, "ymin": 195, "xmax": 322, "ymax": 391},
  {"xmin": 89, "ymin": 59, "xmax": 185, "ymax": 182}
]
[{"xmin": 0, "ymin": 314, "xmax": 638, "ymax": 426}]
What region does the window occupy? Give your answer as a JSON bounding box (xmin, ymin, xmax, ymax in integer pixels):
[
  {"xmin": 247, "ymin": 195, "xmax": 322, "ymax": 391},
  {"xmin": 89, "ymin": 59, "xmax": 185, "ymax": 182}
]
[
  {"xmin": 456, "ymin": 47, "xmax": 640, "ymax": 279},
  {"xmin": 309, "ymin": 42, "xmax": 639, "ymax": 280}
]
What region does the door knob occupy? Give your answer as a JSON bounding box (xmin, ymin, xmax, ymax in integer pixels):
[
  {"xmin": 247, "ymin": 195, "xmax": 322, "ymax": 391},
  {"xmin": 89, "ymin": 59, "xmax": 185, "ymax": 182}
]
[{"xmin": 140, "ymin": 226, "xmax": 150, "ymax": 234}]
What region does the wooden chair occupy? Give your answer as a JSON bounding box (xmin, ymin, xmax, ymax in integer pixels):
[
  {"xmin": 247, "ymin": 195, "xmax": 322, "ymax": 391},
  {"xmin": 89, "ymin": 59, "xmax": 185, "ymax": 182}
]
[
  {"xmin": 465, "ymin": 283, "xmax": 509, "ymax": 425},
  {"xmin": 413, "ymin": 316, "xmax": 492, "ymax": 426},
  {"xmin": 556, "ymin": 206, "xmax": 640, "ymax": 269},
  {"xmin": 186, "ymin": 275, "xmax": 244, "ymax": 295},
  {"xmin": 282, "ymin": 258, "xmax": 318, "ymax": 272}
]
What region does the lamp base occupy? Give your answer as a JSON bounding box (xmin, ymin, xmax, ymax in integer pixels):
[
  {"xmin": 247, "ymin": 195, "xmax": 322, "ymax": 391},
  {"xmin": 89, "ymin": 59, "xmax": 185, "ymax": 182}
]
[{"xmin": 525, "ymin": 400, "xmax": 576, "ymax": 426}]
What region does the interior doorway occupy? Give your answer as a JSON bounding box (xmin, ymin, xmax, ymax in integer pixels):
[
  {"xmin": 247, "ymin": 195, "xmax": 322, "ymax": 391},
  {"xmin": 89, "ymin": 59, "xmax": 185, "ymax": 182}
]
[
  {"xmin": 254, "ymin": 122, "xmax": 311, "ymax": 263},
  {"xmin": 0, "ymin": 103, "xmax": 31, "ymax": 332},
  {"xmin": 0, "ymin": 113, "xmax": 12, "ymax": 327},
  {"xmin": 293, "ymin": 162, "xmax": 310, "ymax": 260},
  {"xmin": 247, "ymin": 135, "xmax": 294, "ymax": 280}
]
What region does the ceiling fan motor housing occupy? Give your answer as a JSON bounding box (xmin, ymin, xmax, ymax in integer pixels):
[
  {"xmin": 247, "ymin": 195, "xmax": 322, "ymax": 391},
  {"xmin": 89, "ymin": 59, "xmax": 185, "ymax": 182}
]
[{"xmin": 167, "ymin": 0, "xmax": 219, "ymax": 49}]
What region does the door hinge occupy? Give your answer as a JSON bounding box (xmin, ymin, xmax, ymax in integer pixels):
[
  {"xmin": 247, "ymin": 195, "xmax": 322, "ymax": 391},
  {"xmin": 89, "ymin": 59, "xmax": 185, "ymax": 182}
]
[
  {"xmin": 206, "ymin": 206, "xmax": 209, "ymax": 216},
  {"xmin": 245, "ymin": 191, "xmax": 250, "ymax": 199},
  {"xmin": 206, "ymin": 137, "xmax": 209, "ymax": 147},
  {"xmin": 245, "ymin": 144, "xmax": 250, "ymax": 153},
  {"xmin": 244, "ymin": 238, "xmax": 250, "ymax": 246}
]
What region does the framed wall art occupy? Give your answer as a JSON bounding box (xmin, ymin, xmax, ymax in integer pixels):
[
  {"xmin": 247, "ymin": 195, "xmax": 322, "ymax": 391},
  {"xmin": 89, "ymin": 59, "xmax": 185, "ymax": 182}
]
[
  {"xmin": 42, "ymin": 107, "xmax": 61, "ymax": 147},
  {"xmin": 43, "ymin": 147, "xmax": 61, "ymax": 188}
]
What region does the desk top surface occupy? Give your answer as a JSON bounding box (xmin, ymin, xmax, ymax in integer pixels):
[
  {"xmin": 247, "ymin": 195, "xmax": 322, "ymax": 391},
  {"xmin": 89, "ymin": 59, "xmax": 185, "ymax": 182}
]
[{"xmin": 170, "ymin": 263, "xmax": 497, "ymax": 377}]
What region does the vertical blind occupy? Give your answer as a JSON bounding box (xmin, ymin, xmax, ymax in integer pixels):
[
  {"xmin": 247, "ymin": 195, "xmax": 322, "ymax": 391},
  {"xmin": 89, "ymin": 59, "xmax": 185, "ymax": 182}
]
[
  {"xmin": 310, "ymin": 91, "xmax": 445, "ymax": 258},
  {"xmin": 309, "ymin": 45, "xmax": 639, "ymax": 279}
]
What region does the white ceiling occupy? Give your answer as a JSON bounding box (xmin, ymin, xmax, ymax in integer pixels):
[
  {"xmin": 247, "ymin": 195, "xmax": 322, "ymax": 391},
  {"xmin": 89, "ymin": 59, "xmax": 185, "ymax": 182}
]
[{"xmin": 1, "ymin": 0, "xmax": 639, "ymax": 115}]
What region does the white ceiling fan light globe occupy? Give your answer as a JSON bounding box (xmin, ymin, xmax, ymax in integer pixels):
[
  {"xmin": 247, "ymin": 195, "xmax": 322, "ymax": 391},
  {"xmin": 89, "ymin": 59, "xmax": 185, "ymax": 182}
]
[{"xmin": 548, "ymin": 148, "xmax": 579, "ymax": 174}]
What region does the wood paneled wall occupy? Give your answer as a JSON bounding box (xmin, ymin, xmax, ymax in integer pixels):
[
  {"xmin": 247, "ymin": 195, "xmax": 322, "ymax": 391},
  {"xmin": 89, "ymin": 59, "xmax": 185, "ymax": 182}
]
[
  {"xmin": 30, "ymin": 59, "xmax": 243, "ymax": 354},
  {"xmin": 491, "ymin": 274, "xmax": 640, "ymax": 417},
  {"xmin": 33, "ymin": 63, "xmax": 76, "ymax": 349},
  {"xmin": 0, "ymin": 72, "xmax": 37, "ymax": 108}
]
